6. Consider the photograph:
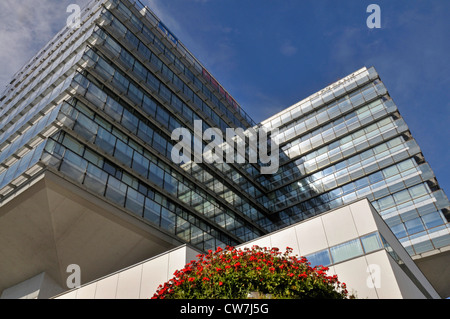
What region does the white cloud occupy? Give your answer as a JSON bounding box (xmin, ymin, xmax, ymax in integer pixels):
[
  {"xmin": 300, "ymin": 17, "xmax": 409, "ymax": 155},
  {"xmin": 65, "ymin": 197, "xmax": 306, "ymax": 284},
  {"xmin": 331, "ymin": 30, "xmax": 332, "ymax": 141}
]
[
  {"xmin": 280, "ymin": 40, "xmax": 298, "ymax": 57},
  {"xmin": 0, "ymin": 0, "xmax": 90, "ymax": 92}
]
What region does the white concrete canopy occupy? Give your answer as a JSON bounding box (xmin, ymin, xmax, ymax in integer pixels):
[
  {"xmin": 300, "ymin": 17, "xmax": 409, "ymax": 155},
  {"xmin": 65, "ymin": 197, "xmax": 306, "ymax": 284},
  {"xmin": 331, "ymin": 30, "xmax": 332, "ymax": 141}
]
[{"xmin": 0, "ymin": 171, "xmax": 182, "ymax": 298}]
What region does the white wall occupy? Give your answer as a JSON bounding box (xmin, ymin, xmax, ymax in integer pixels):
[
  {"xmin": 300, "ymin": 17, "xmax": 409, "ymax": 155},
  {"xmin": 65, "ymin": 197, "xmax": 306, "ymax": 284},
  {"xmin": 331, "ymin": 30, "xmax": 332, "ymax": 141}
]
[
  {"xmin": 54, "ymin": 245, "xmax": 200, "ymax": 299},
  {"xmin": 238, "ymin": 199, "xmax": 439, "ymax": 299}
]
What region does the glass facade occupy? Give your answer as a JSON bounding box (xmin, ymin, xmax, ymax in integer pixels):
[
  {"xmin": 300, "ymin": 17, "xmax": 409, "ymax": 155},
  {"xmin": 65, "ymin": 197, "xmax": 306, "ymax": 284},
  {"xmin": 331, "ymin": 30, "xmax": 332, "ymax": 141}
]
[
  {"xmin": 0, "ymin": 0, "xmax": 448, "ymax": 260},
  {"xmin": 260, "ymin": 67, "xmax": 450, "ymax": 256}
]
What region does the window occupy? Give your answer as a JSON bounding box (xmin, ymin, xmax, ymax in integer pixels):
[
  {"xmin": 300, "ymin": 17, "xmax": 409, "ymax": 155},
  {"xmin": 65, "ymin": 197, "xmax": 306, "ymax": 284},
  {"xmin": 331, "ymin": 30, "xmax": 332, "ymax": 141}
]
[
  {"xmin": 361, "ymin": 233, "xmax": 383, "ymax": 253},
  {"xmin": 88, "ymin": 83, "xmax": 107, "ymax": 103},
  {"xmin": 1, "ymin": 161, "xmax": 20, "ymax": 188},
  {"xmin": 114, "ymin": 139, "xmax": 133, "ymax": 166},
  {"xmin": 169, "ymin": 117, "xmax": 180, "ymax": 132},
  {"xmin": 369, "ymin": 171, "xmax": 384, "ymax": 184},
  {"xmin": 330, "ymin": 238, "xmax": 363, "ymax": 264},
  {"xmin": 141, "ymin": 25, "xmax": 155, "ymax": 43},
  {"xmin": 137, "ymin": 122, "xmax": 154, "ymax": 143},
  {"xmin": 130, "ymin": 14, "xmax": 143, "ymax": 32},
  {"xmin": 113, "ymin": 71, "xmax": 129, "ymax": 91},
  {"xmin": 422, "ymin": 212, "xmax": 444, "ymax": 229},
  {"xmin": 103, "ymin": 36, "xmax": 121, "ymax": 56},
  {"xmin": 184, "ymin": 68, "xmax": 195, "ymax": 82},
  {"xmin": 133, "ymin": 61, "xmax": 147, "ymax": 80},
  {"xmin": 409, "ymin": 184, "xmax": 428, "ymax": 199},
  {"xmin": 159, "ymin": 85, "xmax": 171, "ymax": 103},
  {"xmin": 164, "ymin": 49, "xmax": 175, "ymax": 63},
  {"xmin": 132, "ymin": 152, "xmax": 150, "ymax": 177},
  {"xmin": 191, "ymin": 225, "xmax": 204, "ymax": 245},
  {"xmin": 17, "ymin": 149, "xmax": 35, "ymax": 174},
  {"xmin": 60, "ymin": 150, "xmax": 87, "ymax": 183},
  {"xmin": 377, "ymin": 195, "xmax": 395, "ymax": 211},
  {"xmin": 171, "ymin": 75, "xmax": 183, "ymax": 92},
  {"xmin": 126, "ymin": 188, "xmax": 145, "ymax": 216},
  {"xmin": 150, "ymin": 53, "xmax": 163, "ymax": 70},
  {"xmin": 62, "ymin": 135, "xmax": 84, "ymax": 155},
  {"xmin": 95, "ymin": 115, "xmax": 112, "ymax": 132},
  {"xmin": 152, "ymin": 132, "xmax": 167, "ymax": 155},
  {"xmin": 95, "ymin": 127, "xmax": 116, "ymax": 154},
  {"xmin": 397, "ymin": 159, "xmax": 415, "ymax": 172},
  {"xmin": 161, "ymin": 207, "xmax": 176, "ymax": 233},
  {"xmin": 105, "ymin": 176, "xmax": 127, "ymax": 206},
  {"xmin": 144, "ymin": 197, "xmax": 161, "ymax": 226},
  {"xmin": 173, "ymin": 58, "xmax": 185, "ymax": 74},
  {"xmin": 161, "ymin": 64, "xmax": 173, "ymax": 82},
  {"xmin": 391, "ymin": 223, "xmax": 407, "ymax": 239},
  {"xmin": 142, "ymin": 95, "xmax": 157, "ymax": 117},
  {"xmin": 84, "ymin": 148, "xmax": 104, "ymax": 167},
  {"xmin": 74, "ymin": 113, "xmax": 99, "ymax": 143},
  {"xmin": 146, "ymin": 72, "xmax": 160, "ymax": 92},
  {"xmin": 405, "ymin": 218, "xmax": 425, "ymax": 235},
  {"xmin": 171, "ymin": 95, "xmax": 183, "ymax": 113},
  {"xmin": 125, "ymin": 31, "xmax": 140, "ymax": 49},
  {"xmin": 128, "ymin": 83, "xmax": 143, "ymax": 105},
  {"xmin": 153, "ymin": 37, "xmax": 165, "ymax": 54},
  {"xmin": 122, "ymin": 172, "xmax": 139, "ymax": 189},
  {"xmin": 305, "ymin": 250, "xmax": 331, "ymax": 267},
  {"xmin": 104, "ymin": 97, "xmax": 123, "ymax": 122},
  {"xmin": 182, "ymin": 104, "xmax": 193, "ymax": 122},
  {"xmin": 383, "ymin": 165, "xmax": 399, "ymax": 178},
  {"xmin": 156, "ymin": 107, "xmax": 170, "ymax": 128},
  {"xmin": 393, "ymin": 189, "xmax": 411, "ymax": 205},
  {"xmin": 120, "ymin": 49, "xmax": 135, "ymax": 69},
  {"xmin": 117, "ymin": 2, "xmax": 132, "ymax": 19},
  {"xmin": 164, "ymin": 173, "xmax": 177, "ymax": 195},
  {"xmin": 149, "ymin": 164, "xmax": 164, "ymax": 187},
  {"xmin": 176, "ymin": 217, "xmax": 191, "ymax": 241},
  {"xmin": 84, "ymin": 163, "xmax": 108, "ymax": 195},
  {"xmin": 122, "ymin": 109, "xmax": 138, "ymax": 134},
  {"xmin": 137, "ymin": 42, "xmax": 151, "ymax": 59},
  {"xmin": 102, "ymin": 159, "xmax": 115, "ymax": 175}
]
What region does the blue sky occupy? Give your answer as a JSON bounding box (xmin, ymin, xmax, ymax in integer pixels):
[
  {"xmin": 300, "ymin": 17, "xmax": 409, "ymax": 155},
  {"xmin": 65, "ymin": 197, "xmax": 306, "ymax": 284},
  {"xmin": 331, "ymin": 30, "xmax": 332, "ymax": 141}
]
[{"xmin": 0, "ymin": 0, "xmax": 448, "ymax": 195}]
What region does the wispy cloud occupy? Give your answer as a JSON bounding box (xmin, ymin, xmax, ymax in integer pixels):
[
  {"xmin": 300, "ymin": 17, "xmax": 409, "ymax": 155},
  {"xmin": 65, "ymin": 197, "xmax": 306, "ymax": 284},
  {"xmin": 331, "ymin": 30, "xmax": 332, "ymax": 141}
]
[
  {"xmin": 0, "ymin": 0, "xmax": 90, "ymax": 91},
  {"xmin": 280, "ymin": 40, "xmax": 298, "ymax": 57}
]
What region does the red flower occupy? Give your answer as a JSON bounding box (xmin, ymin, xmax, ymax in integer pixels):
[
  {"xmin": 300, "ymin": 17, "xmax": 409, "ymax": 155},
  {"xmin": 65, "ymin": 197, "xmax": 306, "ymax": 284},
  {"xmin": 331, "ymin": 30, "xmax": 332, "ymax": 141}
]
[{"xmin": 153, "ymin": 246, "xmax": 352, "ymax": 299}]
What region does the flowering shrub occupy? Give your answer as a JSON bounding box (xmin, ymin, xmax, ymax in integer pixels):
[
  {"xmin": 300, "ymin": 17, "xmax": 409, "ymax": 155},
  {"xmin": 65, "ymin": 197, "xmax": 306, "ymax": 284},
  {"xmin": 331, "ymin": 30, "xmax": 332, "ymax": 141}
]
[{"xmin": 152, "ymin": 246, "xmax": 354, "ymax": 299}]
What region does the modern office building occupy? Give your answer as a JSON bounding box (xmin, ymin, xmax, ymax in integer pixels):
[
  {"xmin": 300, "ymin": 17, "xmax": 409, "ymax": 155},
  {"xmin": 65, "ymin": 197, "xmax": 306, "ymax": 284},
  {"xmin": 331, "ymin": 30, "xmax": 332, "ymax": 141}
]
[{"xmin": 0, "ymin": 0, "xmax": 448, "ymax": 298}]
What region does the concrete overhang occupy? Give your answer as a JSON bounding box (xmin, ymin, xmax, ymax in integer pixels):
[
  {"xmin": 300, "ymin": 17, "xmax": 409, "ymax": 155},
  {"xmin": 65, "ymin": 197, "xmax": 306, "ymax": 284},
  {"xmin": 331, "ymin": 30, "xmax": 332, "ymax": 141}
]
[
  {"xmin": 414, "ymin": 249, "xmax": 450, "ymax": 299},
  {"xmin": 0, "ymin": 170, "xmax": 182, "ymax": 297}
]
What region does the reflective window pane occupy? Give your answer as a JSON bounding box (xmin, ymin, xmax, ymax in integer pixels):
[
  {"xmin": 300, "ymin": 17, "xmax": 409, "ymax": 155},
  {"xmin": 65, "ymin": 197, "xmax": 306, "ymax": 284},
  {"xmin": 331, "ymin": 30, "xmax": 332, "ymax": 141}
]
[
  {"xmin": 305, "ymin": 249, "xmax": 331, "ymax": 267},
  {"xmin": 361, "ymin": 233, "xmax": 383, "ymax": 253},
  {"xmin": 330, "ymin": 238, "xmax": 364, "ymax": 264}
]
